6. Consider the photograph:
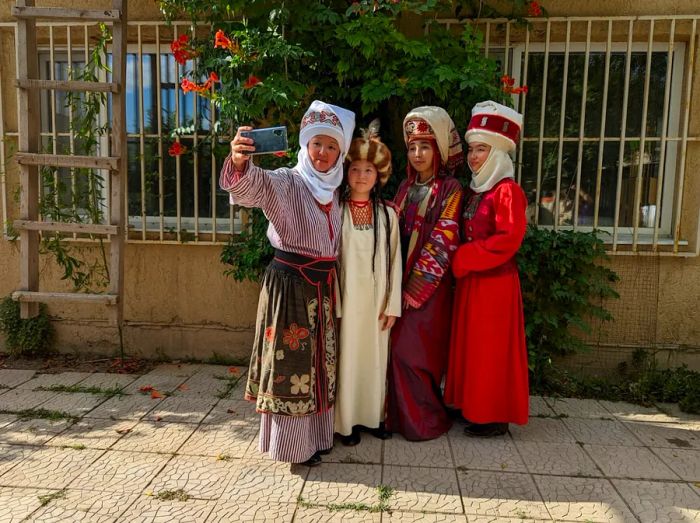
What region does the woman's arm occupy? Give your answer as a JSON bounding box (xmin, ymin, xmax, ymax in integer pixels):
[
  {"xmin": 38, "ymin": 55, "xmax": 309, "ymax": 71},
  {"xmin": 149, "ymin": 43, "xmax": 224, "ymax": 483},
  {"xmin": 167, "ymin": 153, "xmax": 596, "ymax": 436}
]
[{"xmin": 452, "ymin": 182, "xmax": 527, "ymax": 278}]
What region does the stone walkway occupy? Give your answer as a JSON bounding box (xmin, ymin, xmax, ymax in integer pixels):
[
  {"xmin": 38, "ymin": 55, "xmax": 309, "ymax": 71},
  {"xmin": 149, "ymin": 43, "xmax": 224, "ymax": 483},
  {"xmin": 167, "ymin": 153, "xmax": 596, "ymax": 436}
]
[{"xmin": 0, "ymin": 364, "xmax": 698, "ymax": 522}]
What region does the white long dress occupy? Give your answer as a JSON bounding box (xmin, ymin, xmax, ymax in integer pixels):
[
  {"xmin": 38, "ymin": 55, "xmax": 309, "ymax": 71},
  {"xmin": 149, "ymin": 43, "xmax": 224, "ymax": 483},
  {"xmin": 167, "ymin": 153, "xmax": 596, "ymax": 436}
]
[{"xmin": 335, "ymin": 203, "xmax": 402, "ymax": 436}]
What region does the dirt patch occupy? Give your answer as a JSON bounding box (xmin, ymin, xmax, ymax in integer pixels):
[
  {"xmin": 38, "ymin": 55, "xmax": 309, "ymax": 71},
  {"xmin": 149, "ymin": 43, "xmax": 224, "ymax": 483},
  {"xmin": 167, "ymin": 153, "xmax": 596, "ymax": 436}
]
[{"xmin": 0, "ymin": 353, "xmax": 157, "ymax": 375}]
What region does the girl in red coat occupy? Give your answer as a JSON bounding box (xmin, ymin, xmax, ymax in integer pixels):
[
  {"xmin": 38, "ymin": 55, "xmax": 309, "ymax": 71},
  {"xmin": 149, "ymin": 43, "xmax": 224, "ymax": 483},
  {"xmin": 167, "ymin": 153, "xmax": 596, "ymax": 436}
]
[{"xmin": 444, "ymin": 101, "xmax": 529, "ymax": 437}]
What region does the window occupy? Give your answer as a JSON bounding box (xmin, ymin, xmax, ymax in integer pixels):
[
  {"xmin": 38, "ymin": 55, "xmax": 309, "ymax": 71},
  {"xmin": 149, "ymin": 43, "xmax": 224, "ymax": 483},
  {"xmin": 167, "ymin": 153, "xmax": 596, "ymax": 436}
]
[{"xmin": 511, "ymin": 42, "xmax": 684, "ymax": 241}]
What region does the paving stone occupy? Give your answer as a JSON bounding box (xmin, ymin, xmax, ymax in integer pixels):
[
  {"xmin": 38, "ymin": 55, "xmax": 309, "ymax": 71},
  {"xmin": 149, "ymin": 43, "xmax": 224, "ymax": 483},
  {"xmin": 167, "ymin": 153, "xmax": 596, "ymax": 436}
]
[
  {"xmin": 47, "ymin": 418, "xmax": 139, "ymax": 450},
  {"xmin": 148, "ymin": 363, "xmax": 202, "ymax": 377},
  {"xmin": 384, "ymin": 513, "xmax": 467, "ymax": 522},
  {"xmin": 117, "ymin": 496, "xmax": 215, "ymax": 523},
  {"xmin": 324, "ymin": 434, "xmax": 382, "ymax": 465},
  {"xmin": 508, "ymin": 418, "xmax": 575, "ymax": 443},
  {"xmin": 599, "ymin": 400, "xmax": 677, "ymax": 423},
  {"xmin": 0, "ymin": 486, "xmax": 57, "ymax": 522},
  {"xmin": 201, "ymin": 399, "xmax": 257, "ymax": 425},
  {"xmin": 0, "ymin": 413, "xmax": 17, "ymax": 429},
  {"xmin": 0, "ymin": 447, "xmax": 103, "ymax": 489},
  {"xmin": 563, "ymin": 419, "xmax": 642, "ymax": 446},
  {"xmin": 622, "ymin": 421, "xmax": 700, "ymax": 449},
  {"xmin": 301, "ymin": 463, "xmax": 381, "ymax": 507},
  {"xmin": 144, "ymin": 395, "xmax": 217, "ymax": 424},
  {"xmin": 77, "ymin": 373, "xmax": 139, "ymax": 390},
  {"xmin": 0, "ymin": 389, "xmax": 57, "ymax": 411},
  {"xmin": 545, "ymin": 398, "xmax": 613, "ymax": 420},
  {"xmin": 110, "ymin": 421, "xmax": 196, "ymax": 454},
  {"xmin": 38, "ymin": 392, "xmax": 108, "ymax": 417},
  {"xmin": 585, "ymin": 444, "xmax": 679, "ymax": 480},
  {"xmin": 612, "ymin": 479, "xmax": 700, "ymax": 523},
  {"xmin": 385, "ymin": 434, "xmax": 453, "ymax": 468},
  {"xmin": 0, "ymin": 418, "xmax": 73, "ymax": 446},
  {"xmin": 458, "ymin": 470, "xmax": 550, "ymax": 520},
  {"xmin": 0, "ymin": 444, "xmax": 39, "ymax": 476},
  {"xmin": 450, "ymin": 429, "xmax": 527, "ymax": 473},
  {"xmin": 295, "ymin": 507, "xmax": 380, "ymax": 522},
  {"xmin": 656, "ymin": 403, "xmax": 700, "ymax": 424},
  {"xmin": 529, "ymin": 396, "xmax": 556, "ymax": 417},
  {"xmin": 71, "ymin": 450, "xmax": 171, "ymax": 493},
  {"xmin": 534, "ymin": 475, "xmax": 636, "ymax": 522},
  {"xmin": 0, "ymin": 369, "xmax": 36, "ymax": 388},
  {"xmin": 223, "ymin": 459, "xmax": 307, "ymax": 504},
  {"xmin": 177, "ymin": 374, "xmax": 230, "ymax": 396},
  {"xmin": 86, "ymin": 394, "xmax": 163, "ymax": 420},
  {"xmin": 149, "ymin": 455, "xmax": 239, "ymax": 500},
  {"xmin": 204, "ymin": 501, "xmax": 296, "ymax": 522},
  {"xmin": 123, "ymin": 375, "xmax": 189, "ymax": 395},
  {"xmin": 384, "ymin": 465, "xmax": 463, "ymax": 514},
  {"xmin": 515, "ymin": 441, "xmax": 600, "ymax": 477},
  {"xmin": 178, "ymin": 422, "xmax": 257, "ymax": 458},
  {"xmin": 465, "ymin": 518, "xmax": 550, "ymax": 523},
  {"xmin": 18, "ymin": 372, "xmax": 92, "ymax": 390},
  {"xmin": 650, "ymin": 448, "xmax": 700, "ymax": 481},
  {"xmin": 25, "ymin": 488, "xmax": 139, "ymax": 522}
]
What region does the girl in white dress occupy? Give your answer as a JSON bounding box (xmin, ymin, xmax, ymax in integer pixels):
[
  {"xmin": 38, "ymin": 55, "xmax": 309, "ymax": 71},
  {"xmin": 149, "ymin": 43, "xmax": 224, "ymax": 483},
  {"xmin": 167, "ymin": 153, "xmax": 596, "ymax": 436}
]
[{"xmin": 335, "ymin": 122, "xmax": 403, "ymax": 446}]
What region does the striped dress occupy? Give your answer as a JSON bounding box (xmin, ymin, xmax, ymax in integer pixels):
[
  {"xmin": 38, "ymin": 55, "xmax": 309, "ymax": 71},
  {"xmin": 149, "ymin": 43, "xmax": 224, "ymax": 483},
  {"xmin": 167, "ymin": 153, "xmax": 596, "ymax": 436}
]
[{"xmin": 220, "ymin": 156, "xmax": 340, "ymax": 463}]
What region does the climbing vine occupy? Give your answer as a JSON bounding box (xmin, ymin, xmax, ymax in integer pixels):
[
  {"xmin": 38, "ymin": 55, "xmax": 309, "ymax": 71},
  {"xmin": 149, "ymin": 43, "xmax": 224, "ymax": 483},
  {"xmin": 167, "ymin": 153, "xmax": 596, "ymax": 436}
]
[{"xmin": 38, "ymin": 24, "xmax": 112, "ymax": 292}]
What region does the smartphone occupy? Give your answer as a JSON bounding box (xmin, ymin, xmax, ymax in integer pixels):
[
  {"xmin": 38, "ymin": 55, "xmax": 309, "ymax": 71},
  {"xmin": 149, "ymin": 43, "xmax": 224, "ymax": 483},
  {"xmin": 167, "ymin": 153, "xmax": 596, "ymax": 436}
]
[{"xmin": 240, "ymin": 126, "xmax": 288, "ymax": 155}]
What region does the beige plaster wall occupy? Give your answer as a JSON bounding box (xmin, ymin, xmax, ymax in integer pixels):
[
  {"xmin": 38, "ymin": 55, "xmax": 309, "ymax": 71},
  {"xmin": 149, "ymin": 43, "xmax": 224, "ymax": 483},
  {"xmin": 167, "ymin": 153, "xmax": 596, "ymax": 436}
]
[{"xmin": 0, "ymin": 0, "xmax": 699, "ymax": 368}]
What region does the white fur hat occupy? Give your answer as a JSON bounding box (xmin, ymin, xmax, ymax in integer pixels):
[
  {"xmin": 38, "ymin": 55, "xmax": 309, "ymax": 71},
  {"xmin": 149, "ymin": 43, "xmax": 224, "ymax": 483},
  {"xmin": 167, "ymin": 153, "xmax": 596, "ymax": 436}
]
[{"xmin": 464, "ymin": 100, "xmax": 523, "ymax": 153}]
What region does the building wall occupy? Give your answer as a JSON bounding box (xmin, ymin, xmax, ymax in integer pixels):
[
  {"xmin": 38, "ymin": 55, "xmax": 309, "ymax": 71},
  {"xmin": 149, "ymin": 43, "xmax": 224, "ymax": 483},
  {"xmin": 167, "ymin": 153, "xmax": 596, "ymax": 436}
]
[{"xmin": 0, "ymin": 0, "xmax": 699, "ymax": 370}]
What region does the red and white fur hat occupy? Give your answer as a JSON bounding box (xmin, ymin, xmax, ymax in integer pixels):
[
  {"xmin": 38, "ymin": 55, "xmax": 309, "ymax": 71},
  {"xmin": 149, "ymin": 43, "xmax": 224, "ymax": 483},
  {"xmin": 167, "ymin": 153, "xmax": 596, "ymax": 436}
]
[{"xmin": 464, "ymin": 101, "xmax": 523, "ymax": 154}]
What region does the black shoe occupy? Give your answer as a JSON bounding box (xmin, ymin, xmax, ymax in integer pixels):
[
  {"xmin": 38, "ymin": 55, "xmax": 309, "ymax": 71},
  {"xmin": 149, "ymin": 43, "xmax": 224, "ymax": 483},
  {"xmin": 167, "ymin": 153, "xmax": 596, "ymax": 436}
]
[
  {"xmin": 302, "ymin": 452, "xmax": 322, "ymax": 466},
  {"xmin": 368, "ymin": 422, "xmax": 392, "ymax": 440},
  {"xmin": 317, "ymin": 447, "xmax": 333, "ymax": 455},
  {"xmin": 341, "ymin": 427, "xmax": 361, "ymax": 447},
  {"xmin": 463, "ymin": 422, "xmax": 509, "ymax": 438}
]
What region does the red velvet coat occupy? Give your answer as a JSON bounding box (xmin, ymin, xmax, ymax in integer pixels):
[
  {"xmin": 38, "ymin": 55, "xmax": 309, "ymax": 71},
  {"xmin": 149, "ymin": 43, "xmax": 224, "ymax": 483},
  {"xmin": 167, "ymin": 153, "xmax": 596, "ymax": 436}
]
[{"xmin": 444, "ymin": 178, "xmax": 529, "ymax": 425}]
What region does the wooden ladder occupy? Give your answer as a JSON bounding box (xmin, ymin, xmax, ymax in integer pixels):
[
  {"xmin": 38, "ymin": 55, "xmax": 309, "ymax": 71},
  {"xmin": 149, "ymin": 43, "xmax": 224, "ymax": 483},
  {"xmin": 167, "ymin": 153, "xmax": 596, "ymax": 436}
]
[{"xmin": 12, "ymin": 0, "xmax": 128, "ymax": 333}]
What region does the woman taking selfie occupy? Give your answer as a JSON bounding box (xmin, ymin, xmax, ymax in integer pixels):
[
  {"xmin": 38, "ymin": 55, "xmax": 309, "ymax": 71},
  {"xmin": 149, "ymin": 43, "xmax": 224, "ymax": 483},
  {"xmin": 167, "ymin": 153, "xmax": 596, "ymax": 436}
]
[{"xmin": 219, "ymin": 100, "xmax": 355, "ymax": 466}]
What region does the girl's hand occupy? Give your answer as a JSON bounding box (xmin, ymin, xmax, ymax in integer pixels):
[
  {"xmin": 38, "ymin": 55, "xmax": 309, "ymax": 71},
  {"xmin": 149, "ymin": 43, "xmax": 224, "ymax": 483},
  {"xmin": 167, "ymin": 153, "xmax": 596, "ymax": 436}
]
[
  {"xmin": 230, "ymin": 126, "xmax": 256, "ymax": 171},
  {"xmin": 379, "ymin": 313, "xmax": 397, "ymax": 330}
]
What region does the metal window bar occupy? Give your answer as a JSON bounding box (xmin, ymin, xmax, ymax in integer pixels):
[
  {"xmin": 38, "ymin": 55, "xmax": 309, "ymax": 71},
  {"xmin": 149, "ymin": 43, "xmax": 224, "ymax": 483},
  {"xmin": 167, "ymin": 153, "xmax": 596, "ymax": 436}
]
[{"xmin": 2, "ymin": 16, "xmax": 700, "ymax": 254}]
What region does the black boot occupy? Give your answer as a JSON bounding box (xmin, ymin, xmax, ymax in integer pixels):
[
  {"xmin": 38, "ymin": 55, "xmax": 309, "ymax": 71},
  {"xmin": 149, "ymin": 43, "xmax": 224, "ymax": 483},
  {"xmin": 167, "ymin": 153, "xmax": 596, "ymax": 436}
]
[
  {"xmin": 368, "ymin": 422, "xmax": 392, "ymax": 440},
  {"xmin": 302, "ymin": 452, "xmax": 322, "ymax": 466},
  {"xmin": 341, "ymin": 426, "xmax": 361, "ymax": 446},
  {"xmin": 463, "ymin": 422, "xmax": 508, "ymax": 438}
]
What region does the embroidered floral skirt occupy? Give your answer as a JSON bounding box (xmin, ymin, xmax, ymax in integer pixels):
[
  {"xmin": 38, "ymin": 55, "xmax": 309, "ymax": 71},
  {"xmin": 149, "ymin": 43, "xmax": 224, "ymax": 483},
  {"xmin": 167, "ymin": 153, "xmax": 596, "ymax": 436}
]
[{"xmin": 244, "ymin": 250, "xmax": 337, "ymax": 461}]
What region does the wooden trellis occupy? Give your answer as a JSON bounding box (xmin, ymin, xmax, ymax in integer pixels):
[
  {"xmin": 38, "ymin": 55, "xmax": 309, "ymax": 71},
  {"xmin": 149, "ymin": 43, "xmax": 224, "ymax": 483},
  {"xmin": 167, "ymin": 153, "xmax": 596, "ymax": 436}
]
[{"xmin": 11, "ymin": 0, "xmax": 128, "ymax": 333}]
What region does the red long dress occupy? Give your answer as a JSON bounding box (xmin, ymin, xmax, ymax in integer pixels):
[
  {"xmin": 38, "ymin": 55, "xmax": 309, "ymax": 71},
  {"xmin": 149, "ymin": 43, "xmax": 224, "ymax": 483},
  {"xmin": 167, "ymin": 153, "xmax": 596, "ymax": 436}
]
[
  {"xmin": 386, "ymin": 176, "xmax": 463, "ymax": 441},
  {"xmin": 444, "ymin": 178, "xmax": 529, "ymax": 425}
]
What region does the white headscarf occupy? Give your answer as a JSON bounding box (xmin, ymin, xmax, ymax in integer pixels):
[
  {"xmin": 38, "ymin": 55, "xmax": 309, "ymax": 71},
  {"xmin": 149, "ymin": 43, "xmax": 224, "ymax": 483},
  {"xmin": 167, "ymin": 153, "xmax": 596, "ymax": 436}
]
[
  {"xmin": 402, "ymin": 106, "xmax": 464, "ymax": 175},
  {"xmin": 467, "ymin": 131, "xmax": 515, "ymax": 194},
  {"xmin": 294, "ymin": 100, "xmax": 355, "ymax": 204}
]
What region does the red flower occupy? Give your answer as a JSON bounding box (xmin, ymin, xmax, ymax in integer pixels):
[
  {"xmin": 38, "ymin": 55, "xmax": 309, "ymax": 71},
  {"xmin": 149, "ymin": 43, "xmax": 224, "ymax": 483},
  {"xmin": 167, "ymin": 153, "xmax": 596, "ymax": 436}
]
[
  {"xmin": 416, "ymin": 121, "xmax": 430, "ymax": 133},
  {"xmin": 243, "ymin": 75, "xmax": 262, "ymax": 89},
  {"xmin": 180, "ymin": 78, "xmax": 197, "ymax": 93},
  {"xmin": 168, "ymin": 142, "xmax": 187, "ymax": 156},
  {"xmin": 527, "ymin": 1, "xmax": 543, "ymax": 17},
  {"xmin": 214, "ymin": 29, "xmax": 239, "ymax": 53},
  {"xmin": 273, "ymin": 151, "xmax": 288, "ymax": 158},
  {"xmin": 501, "ymin": 75, "xmax": 528, "ymax": 95},
  {"xmin": 500, "ymin": 75, "xmax": 515, "ymax": 87},
  {"xmin": 208, "ymin": 71, "xmax": 219, "ymax": 83},
  {"xmin": 282, "ymin": 323, "xmax": 310, "ymax": 350},
  {"xmin": 171, "ymin": 34, "xmax": 197, "ymax": 65},
  {"xmin": 264, "ymin": 326, "xmax": 275, "ymax": 343}
]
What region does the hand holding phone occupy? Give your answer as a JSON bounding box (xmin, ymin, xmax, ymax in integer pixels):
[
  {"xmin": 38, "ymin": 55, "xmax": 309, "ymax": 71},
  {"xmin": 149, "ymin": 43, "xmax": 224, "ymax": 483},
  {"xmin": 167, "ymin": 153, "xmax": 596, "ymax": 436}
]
[{"xmin": 240, "ymin": 126, "xmax": 288, "ymax": 155}]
